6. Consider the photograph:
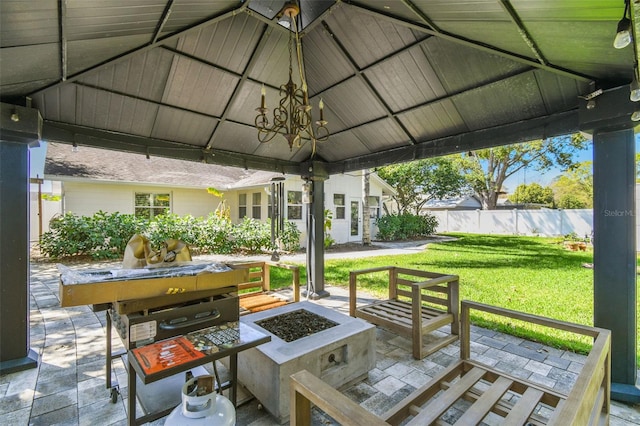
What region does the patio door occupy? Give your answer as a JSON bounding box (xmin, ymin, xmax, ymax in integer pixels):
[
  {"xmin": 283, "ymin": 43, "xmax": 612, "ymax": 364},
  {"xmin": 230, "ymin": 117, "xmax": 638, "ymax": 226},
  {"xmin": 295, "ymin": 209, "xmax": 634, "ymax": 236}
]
[{"xmin": 349, "ymin": 198, "xmax": 361, "ymax": 242}]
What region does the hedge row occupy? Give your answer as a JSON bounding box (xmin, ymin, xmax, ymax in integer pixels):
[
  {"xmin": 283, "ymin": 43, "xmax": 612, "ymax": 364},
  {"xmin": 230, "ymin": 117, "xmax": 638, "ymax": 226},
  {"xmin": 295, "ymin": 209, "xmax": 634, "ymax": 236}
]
[
  {"xmin": 38, "ymin": 211, "xmax": 301, "ymax": 260},
  {"xmin": 375, "ymin": 213, "xmax": 438, "ymax": 241}
]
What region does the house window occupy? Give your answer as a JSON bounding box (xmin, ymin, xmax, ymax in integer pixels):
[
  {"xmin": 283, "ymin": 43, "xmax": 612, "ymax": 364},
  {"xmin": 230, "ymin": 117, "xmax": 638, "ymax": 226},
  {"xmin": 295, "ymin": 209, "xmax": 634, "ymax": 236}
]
[
  {"xmin": 252, "ymin": 192, "xmax": 261, "ymax": 219},
  {"xmin": 135, "ymin": 192, "xmax": 170, "ymax": 219},
  {"xmin": 239, "ymin": 193, "xmax": 247, "ymax": 218},
  {"xmin": 287, "ymin": 190, "xmax": 302, "ymax": 220},
  {"xmin": 334, "ymin": 194, "xmax": 345, "ymax": 219},
  {"xmin": 369, "ymin": 196, "xmax": 380, "ymax": 219}
]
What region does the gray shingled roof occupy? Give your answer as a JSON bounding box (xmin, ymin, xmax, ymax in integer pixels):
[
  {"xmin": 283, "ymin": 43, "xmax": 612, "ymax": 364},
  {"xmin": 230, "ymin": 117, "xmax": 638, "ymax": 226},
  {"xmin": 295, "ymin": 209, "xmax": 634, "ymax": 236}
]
[{"xmin": 44, "ymin": 142, "xmax": 280, "ymax": 190}]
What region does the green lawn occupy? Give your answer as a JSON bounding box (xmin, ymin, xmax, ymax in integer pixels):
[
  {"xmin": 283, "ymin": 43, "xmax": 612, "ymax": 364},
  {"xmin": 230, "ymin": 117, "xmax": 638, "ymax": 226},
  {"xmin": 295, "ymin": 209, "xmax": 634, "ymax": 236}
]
[{"xmin": 271, "ymin": 233, "xmax": 640, "ymax": 361}]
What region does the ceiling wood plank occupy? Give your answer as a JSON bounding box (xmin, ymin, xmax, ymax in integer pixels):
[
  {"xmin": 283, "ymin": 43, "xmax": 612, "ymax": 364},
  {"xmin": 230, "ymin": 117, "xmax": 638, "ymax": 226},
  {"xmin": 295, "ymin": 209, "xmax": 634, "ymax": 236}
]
[
  {"xmin": 346, "ymin": 1, "xmax": 593, "ymax": 83},
  {"xmin": 32, "ymin": 3, "xmax": 249, "ymax": 96}
]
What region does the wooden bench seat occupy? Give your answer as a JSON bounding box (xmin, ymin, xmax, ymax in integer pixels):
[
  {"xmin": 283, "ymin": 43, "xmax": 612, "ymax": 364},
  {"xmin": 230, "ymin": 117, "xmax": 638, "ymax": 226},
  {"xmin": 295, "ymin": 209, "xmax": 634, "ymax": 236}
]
[
  {"xmin": 230, "ymin": 261, "xmax": 300, "ymax": 315},
  {"xmin": 349, "ymin": 266, "xmax": 459, "ymax": 359},
  {"xmin": 290, "ymin": 300, "xmax": 611, "ymax": 426}
]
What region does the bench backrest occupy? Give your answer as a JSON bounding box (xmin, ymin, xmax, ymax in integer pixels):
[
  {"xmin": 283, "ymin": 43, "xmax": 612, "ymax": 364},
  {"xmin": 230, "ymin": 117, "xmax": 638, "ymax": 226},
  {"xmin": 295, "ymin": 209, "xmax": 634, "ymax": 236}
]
[{"xmin": 231, "ymin": 261, "xmax": 300, "ymax": 301}]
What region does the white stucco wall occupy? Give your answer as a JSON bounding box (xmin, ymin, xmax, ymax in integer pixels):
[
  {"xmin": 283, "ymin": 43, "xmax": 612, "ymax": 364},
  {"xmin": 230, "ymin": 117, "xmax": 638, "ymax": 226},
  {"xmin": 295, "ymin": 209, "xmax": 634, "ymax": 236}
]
[
  {"xmin": 224, "ymin": 172, "xmax": 386, "ymax": 245},
  {"xmin": 33, "ymin": 171, "xmax": 390, "ymax": 246},
  {"xmin": 61, "ymin": 181, "xmax": 215, "ymax": 218}
]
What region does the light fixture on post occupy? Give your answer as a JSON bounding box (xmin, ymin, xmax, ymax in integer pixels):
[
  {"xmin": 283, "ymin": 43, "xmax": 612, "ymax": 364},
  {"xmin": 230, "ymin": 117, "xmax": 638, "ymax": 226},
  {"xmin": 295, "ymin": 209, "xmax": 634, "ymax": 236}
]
[
  {"xmin": 255, "ymin": 1, "xmax": 329, "ymax": 155},
  {"xmin": 631, "ymin": 64, "xmax": 640, "ymax": 101},
  {"xmin": 614, "ymin": 0, "xmax": 632, "ymax": 49}
]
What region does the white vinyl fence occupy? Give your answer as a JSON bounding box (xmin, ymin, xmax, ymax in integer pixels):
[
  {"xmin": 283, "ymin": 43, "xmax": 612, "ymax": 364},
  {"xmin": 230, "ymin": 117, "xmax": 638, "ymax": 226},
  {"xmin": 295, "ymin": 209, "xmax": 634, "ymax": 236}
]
[
  {"xmin": 430, "ymin": 209, "xmax": 594, "ymax": 239},
  {"xmin": 432, "ymin": 185, "xmax": 640, "ymax": 250}
]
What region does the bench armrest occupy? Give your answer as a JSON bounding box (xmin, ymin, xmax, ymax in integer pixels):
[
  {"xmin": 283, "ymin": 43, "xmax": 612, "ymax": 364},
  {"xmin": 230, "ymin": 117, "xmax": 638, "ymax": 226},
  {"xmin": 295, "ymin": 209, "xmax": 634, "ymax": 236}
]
[
  {"xmin": 290, "ymin": 370, "xmax": 388, "ymax": 426},
  {"xmin": 349, "ymin": 266, "xmax": 395, "ymax": 316}
]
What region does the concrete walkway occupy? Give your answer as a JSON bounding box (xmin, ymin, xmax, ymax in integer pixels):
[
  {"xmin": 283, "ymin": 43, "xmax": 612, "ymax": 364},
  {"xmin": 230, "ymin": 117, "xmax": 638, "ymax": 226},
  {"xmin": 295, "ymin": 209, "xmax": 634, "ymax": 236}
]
[{"xmin": 1, "ymin": 241, "xmax": 640, "ymax": 425}]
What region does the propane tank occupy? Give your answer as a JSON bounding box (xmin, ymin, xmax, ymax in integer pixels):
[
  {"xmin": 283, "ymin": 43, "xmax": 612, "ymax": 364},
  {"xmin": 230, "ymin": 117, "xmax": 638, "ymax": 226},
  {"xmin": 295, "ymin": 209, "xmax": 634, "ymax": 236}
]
[{"xmin": 164, "ymin": 375, "xmax": 235, "ymax": 426}]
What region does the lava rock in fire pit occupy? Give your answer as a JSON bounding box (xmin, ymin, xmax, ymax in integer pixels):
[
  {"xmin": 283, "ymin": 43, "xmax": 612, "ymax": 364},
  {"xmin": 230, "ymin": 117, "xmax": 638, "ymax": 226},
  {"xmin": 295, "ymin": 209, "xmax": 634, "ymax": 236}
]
[{"xmin": 255, "ymin": 309, "xmax": 338, "ymax": 342}]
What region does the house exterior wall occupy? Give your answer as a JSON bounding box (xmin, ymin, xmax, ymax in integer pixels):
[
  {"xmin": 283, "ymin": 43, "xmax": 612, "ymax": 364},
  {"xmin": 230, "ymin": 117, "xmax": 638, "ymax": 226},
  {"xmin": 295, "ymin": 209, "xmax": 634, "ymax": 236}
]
[
  {"xmin": 61, "ymin": 181, "xmax": 215, "ymax": 218},
  {"xmin": 223, "ymin": 173, "xmax": 386, "ymax": 245},
  {"xmin": 34, "ymin": 171, "xmax": 389, "ymax": 247}
]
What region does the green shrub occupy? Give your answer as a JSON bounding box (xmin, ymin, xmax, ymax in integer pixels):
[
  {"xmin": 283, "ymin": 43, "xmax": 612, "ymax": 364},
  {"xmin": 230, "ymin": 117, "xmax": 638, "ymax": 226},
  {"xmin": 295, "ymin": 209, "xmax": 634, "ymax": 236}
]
[
  {"xmin": 375, "ymin": 213, "xmax": 438, "ymax": 241},
  {"xmin": 279, "ymin": 220, "xmax": 301, "ymax": 252},
  {"xmin": 232, "ymin": 217, "xmax": 272, "ymax": 253},
  {"xmin": 38, "ymin": 211, "xmax": 304, "ymax": 259},
  {"xmin": 196, "ymin": 214, "xmax": 235, "ymax": 254},
  {"xmin": 39, "ymin": 211, "xmax": 147, "ymax": 259}
]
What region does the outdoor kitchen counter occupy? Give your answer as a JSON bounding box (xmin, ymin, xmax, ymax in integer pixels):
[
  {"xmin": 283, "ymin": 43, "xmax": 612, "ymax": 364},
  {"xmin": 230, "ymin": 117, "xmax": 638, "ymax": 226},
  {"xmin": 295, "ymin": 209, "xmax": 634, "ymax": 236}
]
[{"xmin": 126, "ymin": 321, "xmax": 270, "ymax": 426}]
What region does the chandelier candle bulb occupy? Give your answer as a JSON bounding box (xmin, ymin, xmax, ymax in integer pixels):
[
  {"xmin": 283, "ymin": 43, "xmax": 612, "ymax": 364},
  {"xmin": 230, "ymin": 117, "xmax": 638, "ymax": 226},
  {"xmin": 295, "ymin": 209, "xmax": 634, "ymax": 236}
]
[
  {"xmin": 319, "ymin": 99, "xmax": 324, "ymax": 121},
  {"xmin": 261, "ymin": 84, "xmax": 266, "ymax": 109}
]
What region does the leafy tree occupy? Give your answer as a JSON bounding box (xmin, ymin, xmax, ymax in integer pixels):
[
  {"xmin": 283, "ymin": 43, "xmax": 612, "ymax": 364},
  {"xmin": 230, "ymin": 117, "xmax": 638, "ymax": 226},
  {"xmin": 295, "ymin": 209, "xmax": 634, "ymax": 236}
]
[
  {"xmin": 377, "ymin": 157, "xmax": 467, "ymax": 214},
  {"xmin": 551, "ymin": 160, "xmax": 593, "ymax": 209},
  {"xmin": 458, "ymin": 135, "xmax": 588, "ymax": 210},
  {"xmin": 508, "ymin": 183, "xmax": 554, "ymax": 206}
]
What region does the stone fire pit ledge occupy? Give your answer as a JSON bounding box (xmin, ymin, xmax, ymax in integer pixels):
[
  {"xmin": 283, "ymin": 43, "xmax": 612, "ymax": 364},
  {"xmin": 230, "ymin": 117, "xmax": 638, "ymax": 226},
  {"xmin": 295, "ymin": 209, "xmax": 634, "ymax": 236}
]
[{"xmin": 235, "ymin": 301, "xmax": 376, "ymax": 424}]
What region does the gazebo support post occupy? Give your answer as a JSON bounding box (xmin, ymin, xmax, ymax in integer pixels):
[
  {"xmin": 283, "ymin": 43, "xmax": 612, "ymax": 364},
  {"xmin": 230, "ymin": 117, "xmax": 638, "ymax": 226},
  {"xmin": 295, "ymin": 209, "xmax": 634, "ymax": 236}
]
[
  {"xmin": 0, "ymin": 103, "xmax": 41, "ymax": 374},
  {"xmin": 580, "ymin": 86, "xmax": 640, "ymax": 403},
  {"xmin": 301, "ymin": 161, "xmax": 329, "ymax": 299}
]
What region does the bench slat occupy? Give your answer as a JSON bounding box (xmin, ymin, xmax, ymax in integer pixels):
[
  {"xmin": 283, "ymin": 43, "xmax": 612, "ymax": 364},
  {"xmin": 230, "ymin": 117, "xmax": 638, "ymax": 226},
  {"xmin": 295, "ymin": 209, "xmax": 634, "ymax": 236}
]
[
  {"xmin": 502, "ymin": 387, "xmax": 544, "ymax": 426},
  {"xmin": 409, "ymin": 367, "xmax": 486, "ymax": 425},
  {"xmin": 454, "ymin": 376, "xmax": 513, "ymax": 425}
]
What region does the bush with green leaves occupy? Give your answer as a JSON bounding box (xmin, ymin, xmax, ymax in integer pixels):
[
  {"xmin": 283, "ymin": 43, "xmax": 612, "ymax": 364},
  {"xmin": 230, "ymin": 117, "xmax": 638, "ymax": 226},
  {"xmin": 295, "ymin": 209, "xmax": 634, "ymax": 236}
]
[
  {"xmin": 39, "ymin": 211, "xmax": 304, "ymax": 259},
  {"xmin": 39, "ymin": 211, "xmax": 147, "ymax": 259},
  {"xmin": 375, "ymin": 213, "xmax": 438, "ymax": 241},
  {"xmin": 196, "ymin": 213, "xmax": 236, "ymax": 254},
  {"xmin": 232, "ymin": 217, "xmax": 272, "ymax": 253},
  {"xmin": 279, "ymin": 220, "xmax": 301, "ymax": 253}
]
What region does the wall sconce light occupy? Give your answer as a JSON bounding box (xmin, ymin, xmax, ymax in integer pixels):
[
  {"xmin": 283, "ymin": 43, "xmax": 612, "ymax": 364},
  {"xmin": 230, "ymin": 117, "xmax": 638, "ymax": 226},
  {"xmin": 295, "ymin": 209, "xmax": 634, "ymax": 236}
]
[
  {"xmin": 10, "ymin": 109, "xmax": 19, "ymax": 122},
  {"xmin": 72, "ymin": 141, "xmax": 79, "ymax": 153},
  {"xmin": 614, "ymin": 1, "xmax": 632, "ymax": 49},
  {"xmin": 632, "ymin": 106, "xmax": 640, "ymax": 121}
]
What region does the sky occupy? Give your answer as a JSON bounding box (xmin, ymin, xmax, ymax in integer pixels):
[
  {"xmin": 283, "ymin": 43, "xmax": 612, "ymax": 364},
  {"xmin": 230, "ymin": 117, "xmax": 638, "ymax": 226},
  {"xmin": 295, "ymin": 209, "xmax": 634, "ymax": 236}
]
[{"xmin": 502, "ymin": 135, "xmax": 640, "ymax": 193}]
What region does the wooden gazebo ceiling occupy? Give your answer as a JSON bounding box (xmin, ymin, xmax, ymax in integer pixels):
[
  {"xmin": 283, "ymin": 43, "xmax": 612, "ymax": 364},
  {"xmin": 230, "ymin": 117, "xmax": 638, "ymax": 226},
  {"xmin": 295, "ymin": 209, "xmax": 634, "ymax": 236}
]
[{"xmin": 1, "ymin": 0, "xmax": 637, "ymax": 175}]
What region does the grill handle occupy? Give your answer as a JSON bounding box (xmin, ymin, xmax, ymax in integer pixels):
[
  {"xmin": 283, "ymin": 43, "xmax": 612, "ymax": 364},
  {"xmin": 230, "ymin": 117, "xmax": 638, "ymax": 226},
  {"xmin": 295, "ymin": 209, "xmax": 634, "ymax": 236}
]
[{"xmin": 159, "ymin": 310, "xmax": 221, "ymax": 330}]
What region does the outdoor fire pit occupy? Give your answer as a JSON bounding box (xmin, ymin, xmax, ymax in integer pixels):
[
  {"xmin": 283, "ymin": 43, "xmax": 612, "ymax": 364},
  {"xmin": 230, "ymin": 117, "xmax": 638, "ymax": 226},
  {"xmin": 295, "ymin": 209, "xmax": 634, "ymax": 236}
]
[
  {"xmin": 235, "ymin": 301, "xmax": 376, "ymax": 424},
  {"xmin": 255, "ymin": 309, "xmax": 338, "ymax": 342}
]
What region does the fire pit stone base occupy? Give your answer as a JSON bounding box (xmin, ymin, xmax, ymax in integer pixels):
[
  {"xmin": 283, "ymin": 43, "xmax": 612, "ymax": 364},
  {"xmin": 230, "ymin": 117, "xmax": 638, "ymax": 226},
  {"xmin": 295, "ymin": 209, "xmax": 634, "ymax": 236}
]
[{"xmin": 236, "ymin": 301, "xmax": 376, "ymax": 424}]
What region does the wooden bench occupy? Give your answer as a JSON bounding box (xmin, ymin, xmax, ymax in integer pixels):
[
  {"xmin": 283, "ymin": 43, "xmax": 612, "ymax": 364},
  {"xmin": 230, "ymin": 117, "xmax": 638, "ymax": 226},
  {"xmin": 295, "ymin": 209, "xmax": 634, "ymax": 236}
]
[
  {"xmin": 231, "ymin": 261, "xmax": 300, "ymax": 315},
  {"xmin": 290, "ymin": 300, "xmax": 611, "ymax": 426},
  {"xmin": 349, "ymin": 266, "xmax": 459, "ymax": 359}
]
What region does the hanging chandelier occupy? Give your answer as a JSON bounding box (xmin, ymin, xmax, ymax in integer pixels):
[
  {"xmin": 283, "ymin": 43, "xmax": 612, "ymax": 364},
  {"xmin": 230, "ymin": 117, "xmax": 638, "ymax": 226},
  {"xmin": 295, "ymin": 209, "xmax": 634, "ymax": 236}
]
[{"xmin": 255, "ymin": 1, "xmax": 329, "ymax": 154}]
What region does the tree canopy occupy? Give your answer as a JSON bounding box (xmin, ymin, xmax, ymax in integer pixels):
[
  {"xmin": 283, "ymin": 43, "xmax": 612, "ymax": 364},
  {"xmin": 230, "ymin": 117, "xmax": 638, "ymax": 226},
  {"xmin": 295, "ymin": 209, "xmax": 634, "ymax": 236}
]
[
  {"xmin": 508, "ymin": 183, "xmax": 554, "ymax": 207},
  {"xmin": 457, "ymin": 135, "xmax": 588, "ymax": 209},
  {"xmin": 377, "ymin": 157, "xmax": 467, "ymax": 214},
  {"xmin": 550, "ymin": 160, "xmax": 593, "ymax": 209}
]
